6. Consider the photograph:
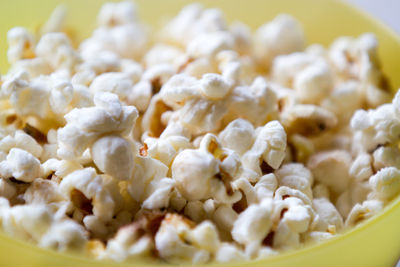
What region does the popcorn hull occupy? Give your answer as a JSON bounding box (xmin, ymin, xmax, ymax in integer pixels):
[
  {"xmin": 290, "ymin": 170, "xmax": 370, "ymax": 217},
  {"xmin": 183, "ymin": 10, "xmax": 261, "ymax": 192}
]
[{"xmin": 0, "ymin": 0, "xmax": 400, "ymax": 266}]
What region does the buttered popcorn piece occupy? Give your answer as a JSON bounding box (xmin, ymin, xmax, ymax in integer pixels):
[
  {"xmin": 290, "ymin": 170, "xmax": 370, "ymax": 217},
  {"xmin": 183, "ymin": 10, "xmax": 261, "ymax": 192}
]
[{"xmin": 1, "ymin": 1, "xmax": 399, "ymax": 264}]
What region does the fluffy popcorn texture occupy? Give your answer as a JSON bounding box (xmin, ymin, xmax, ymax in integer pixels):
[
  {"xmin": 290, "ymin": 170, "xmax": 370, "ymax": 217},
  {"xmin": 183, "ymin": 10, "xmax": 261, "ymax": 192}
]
[
  {"xmin": 0, "ymin": 1, "xmax": 399, "ymax": 265},
  {"xmin": 155, "ymin": 214, "xmax": 220, "ymax": 264},
  {"xmin": 0, "ymin": 148, "xmax": 42, "ymax": 182},
  {"xmin": 59, "ymin": 168, "xmax": 122, "ymax": 222},
  {"xmin": 254, "ymin": 14, "xmax": 305, "ymax": 68},
  {"xmin": 57, "ymin": 92, "xmax": 138, "ymax": 159},
  {"xmin": 242, "ymin": 120, "xmax": 287, "ymax": 174}
]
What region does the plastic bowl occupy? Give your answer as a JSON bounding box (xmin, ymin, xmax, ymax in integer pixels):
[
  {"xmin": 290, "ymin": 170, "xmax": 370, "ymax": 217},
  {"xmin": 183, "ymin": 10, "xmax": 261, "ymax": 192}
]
[{"xmin": 1, "ymin": 0, "xmax": 400, "ymax": 266}]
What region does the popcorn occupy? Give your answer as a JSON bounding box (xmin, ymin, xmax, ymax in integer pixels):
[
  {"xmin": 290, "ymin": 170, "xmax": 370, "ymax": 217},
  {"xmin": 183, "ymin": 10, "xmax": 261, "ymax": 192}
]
[
  {"xmin": 91, "ymin": 135, "xmax": 135, "ymax": 181},
  {"xmin": 345, "ymin": 200, "xmax": 383, "ymax": 227},
  {"xmin": 36, "ymin": 32, "xmax": 81, "ymax": 71},
  {"xmin": 89, "ymin": 72, "xmax": 134, "ymax": 100},
  {"xmin": 155, "ymin": 214, "xmax": 220, "ymax": 264},
  {"xmin": 160, "ymin": 73, "xmax": 229, "ymax": 135},
  {"xmin": 219, "ymin": 119, "xmax": 254, "ymax": 156},
  {"xmin": 1, "ymin": 203, "xmax": 87, "ymax": 252},
  {"xmin": 242, "ymin": 120, "xmax": 287, "ymax": 174},
  {"xmin": 281, "ymin": 104, "xmax": 337, "ymax": 136},
  {"xmin": 307, "ymin": 150, "xmax": 352, "ymax": 194},
  {"xmin": 158, "ymin": 4, "xmax": 227, "ymax": 47},
  {"xmin": 171, "ymin": 135, "xmax": 241, "ymax": 203},
  {"xmin": 226, "ymin": 77, "xmax": 278, "ymax": 127},
  {"xmin": 1, "ymin": 71, "xmax": 74, "ymax": 119},
  {"xmin": 351, "ymin": 91, "xmax": 400, "ymax": 152},
  {"xmin": 254, "ymin": 14, "xmax": 305, "ymax": 68},
  {"xmin": 312, "ymin": 198, "xmax": 343, "ymax": 232},
  {"xmin": 294, "ymin": 61, "xmax": 333, "ymax": 104},
  {"xmin": 231, "ymin": 199, "xmax": 273, "ymax": 247},
  {"xmin": 0, "ymin": 148, "xmax": 42, "ymax": 182},
  {"xmin": 1, "ymin": 2, "xmax": 399, "ymax": 264},
  {"xmin": 369, "ymin": 167, "xmax": 400, "ymax": 201},
  {"xmin": 97, "ymin": 1, "xmax": 138, "ymax": 27},
  {"xmin": 59, "ymin": 168, "xmax": 123, "ymax": 223},
  {"xmin": 7, "ymin": 27, "xmax": 35, "ymax": 64},
  {"xmin": 80, "ymin": 2, "xmax": 147, "ymax": 60},
  {"xmin": 275, "ymin": 163, "xmax": 313, "ymax": 199},
  {"xmin": 57, "ymin": 92, "xmax": 138, "ymax": 159}
]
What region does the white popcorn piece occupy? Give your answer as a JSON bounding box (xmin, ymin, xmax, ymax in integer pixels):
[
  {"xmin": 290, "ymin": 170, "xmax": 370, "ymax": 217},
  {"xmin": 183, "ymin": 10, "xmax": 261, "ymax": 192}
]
[
  {"xmin": 144, "ymin": 44, "xmax": 185, "ymax": 69},
  {"xmin": 39, "ymin": 219, "xmax": 87, "ymax": 252},
  {"xmin": 97, "ymin": 1, "xmax": 138, "ymax": 27},
  {"xmin": 231, "ymin": 199, "xmax": 273, "ymax": 247},
  {"xmin": 242, "ymin": 120, "xmax": 287, "ymax": 174},
  {"xmin": 312, "ymin": 198, "xmax": 343, "ymax": 232},
  {"xmin": 307, "ymin": 150, "xmax": 352, "ymax": 194},
  {"xmin": 349, "ymin": 153, "xmax": 373, "ymax": 182},
  {"xmin": 282, "ymin": 104, "xmax": 337, "ymax": 136},
  {"xmin": 373, "ymin": 146, "xmax": 400, "ymax": 171},
  {"xmin": 158, "ymin": 4, "xmax": 227, "ymax": 47},
  {"xmin": 351, "ymin": 91, "xmax": 400, "ymax": 152},
  {"xmin": 227, "ymin": 77, "xmax": 278, "ymax": 127},
  {"xmin": 7, "ymin": 27, "xmax": 35, "ymax": 64},
  {"xmin": 215, "ymin": 243, "xmax": 246, "ymax": 262},
  {"xmin": 294, "ymin": 61, "xmax": 333, "ymax": 104},
  {"xmin": 187, "ymin": 31, "xmax": 234, "ymax": 59},
  {"xmin": 36, "ymin": 32, "xmax": 81, "ymax": 71},
  {"xmin": 128, "ymin": 156, "xmax": 169, "ymax": 205},
  {"xmin": 219, "ymin": 119, "xmax": 255, "ymax": 156},
  {"xmin": 1, "ymin": 71, "xmax": 74, "ymax": 118},
  {"xmin": 322, "ymin": 81, "xmax": 363, "ymax": 125},
  {"xmin": 57, "ymin": 92, "xmax": 138, "ymax": 159},
  {"xmin": 369, "ymin": 167, "xmax": 400, "ymax": 201},
  {"xmin": 89, "ymin": 72, "xmax": 134, "ymax": 100},
  {"xmin": 144, "ymin": 135, "xmax": 191, "ymax": 167},
  {"xmin": 80, "ymin": 2, "xmax": 147, "ymax": 61},
  {"xmin": 155, "ymin": 214, "xmax": 220, "ymax": 264},
  {"xmin": 272, "ymin": 197, "xmax": 314, "ymax": 250},
  {"xmin": 0, "ymin": 148, "xmax": 42, "ymax": 182},
  {"xmin": 275, "ymin": 163, "xmax": 313, "ymax": 199},
  {"xmin": 1, "ymin": 203, "xmax": 87, "ymax": 251},
  {"xmin": 254, "ymin": 14, "xmax": 305, "ymax": 68},
  {"xmin": 59, "ymin": 168, "xmax": 123, "ymax": 222},
  {"xmin": 24, "ymin": 178, "xmax": 64, "ymax": 204},
  {"xmin": 345, "ymin": 200, "xmax": 383, "ymax": 227},
  {"xmin": 199, "ymin": 73, "xmax": 232, "ymax": 100},
  {"xmin": 39, "ymin": 5, "xmax": 67, "ymax": 35},
  {"xmin": 171, "ymin": 144, "xmax": 239, "ymax": 203},
  {"xmin": 91, "ymin": 135, "xmax": 135, "ymax": 181},
  {"xmin": 103, "ymin": 223, "xmax": 154, "ymax": 261},
  {"xmin": 272, "ymin": 52, "xmax": 315, "ymax": 87}
]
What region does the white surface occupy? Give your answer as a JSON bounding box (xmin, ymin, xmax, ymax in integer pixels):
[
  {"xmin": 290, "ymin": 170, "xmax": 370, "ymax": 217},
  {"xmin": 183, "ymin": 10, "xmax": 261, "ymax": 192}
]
[{"xmin": 346, "ymin": 0, "xmax": 400, "ymax": 34}]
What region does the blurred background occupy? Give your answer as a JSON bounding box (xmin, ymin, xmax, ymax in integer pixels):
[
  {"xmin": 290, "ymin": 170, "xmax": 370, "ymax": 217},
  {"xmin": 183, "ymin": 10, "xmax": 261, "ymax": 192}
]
[{"xmin": 347, "ymin": 0, "xmax": 400, "ymax": 34}]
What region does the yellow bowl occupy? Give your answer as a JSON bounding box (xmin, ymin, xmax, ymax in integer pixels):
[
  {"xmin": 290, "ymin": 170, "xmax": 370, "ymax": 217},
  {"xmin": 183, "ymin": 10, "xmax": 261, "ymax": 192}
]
[{"xmin": 1, "ymin": 0, "xmax": 400, "ymax": 266}]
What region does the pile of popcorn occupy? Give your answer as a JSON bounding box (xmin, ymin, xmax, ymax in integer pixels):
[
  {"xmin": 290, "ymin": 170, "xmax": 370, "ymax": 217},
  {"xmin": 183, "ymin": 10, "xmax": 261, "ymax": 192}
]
[{"xmin": 0, "ymin": 1, "xmax": 399, "ymax": 264}]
